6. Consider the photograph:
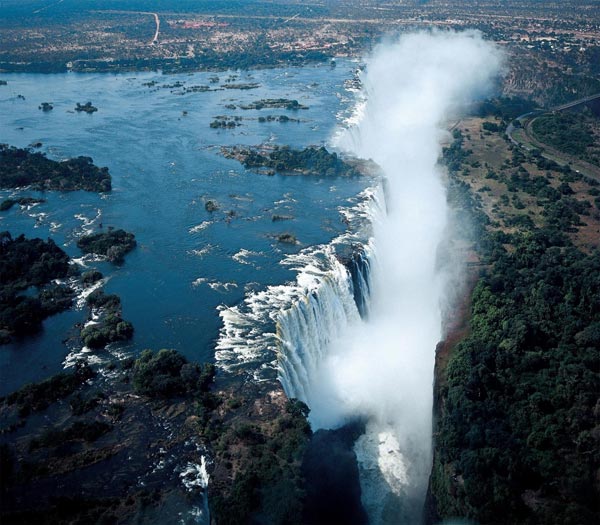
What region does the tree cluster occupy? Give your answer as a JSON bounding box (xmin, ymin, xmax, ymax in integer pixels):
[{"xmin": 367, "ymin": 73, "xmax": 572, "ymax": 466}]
[
  {"xmin": 132, "ymin": 349, "xmax": 215, "ymax": 399},
  {"xmin": 0, "ymin": 144, "xmax": 111, "ymax": 192},
  {"xmin": 80, "ymin": 290, "xmax": 134, "ymax": 349},
  {"xmin": 76, "ymin": 229, "xmax": 136, "ymax": 263},
  {"xmin": 0, "ymin": 232, "xmax": 74, "ymax": 342},
  {"xmin": 242, "ymin": 146, "xmax": 361, "ymax": 177},
  {"xmin": 434, "ymin": 229, "xmax": 599, "ymax": 525},
  {"xmin": 532, "ymin": 111, "xmax": 599, "ymax": 167}
]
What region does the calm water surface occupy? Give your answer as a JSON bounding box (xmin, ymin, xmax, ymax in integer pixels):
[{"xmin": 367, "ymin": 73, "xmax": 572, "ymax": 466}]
[{"xmin": 0, "ymin": 61, "xmax": 366, "ymax": 394}]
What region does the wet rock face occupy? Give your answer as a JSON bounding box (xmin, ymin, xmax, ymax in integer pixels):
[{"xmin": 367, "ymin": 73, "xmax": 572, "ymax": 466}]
[{"xmin": 338, "ymin": 244, "xmax": 372, "ymax": 319}]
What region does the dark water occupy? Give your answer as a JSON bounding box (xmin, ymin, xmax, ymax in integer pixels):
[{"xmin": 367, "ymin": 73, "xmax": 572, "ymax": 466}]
[{"xmin": 0, "ymin": 61, "xmax": 366, "ymax": 394}]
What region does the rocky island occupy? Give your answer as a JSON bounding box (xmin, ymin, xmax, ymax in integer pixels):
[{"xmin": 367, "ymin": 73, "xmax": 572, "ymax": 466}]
[
  {"xmin": 238, "ymin": 98, "xmax": 308, "ymax": 111},
  {"xmin": 0, "ymin": 232, "xmax": 75, "ymax": 344},
  {"xmin": 0, "ymin": 197, "xmax": 45, "ymax": 211},
  {"xmin": 0, "ymin": 145, "xmax": 111, "ymax": 192},
  {"xmin": 75, "ymin": 101, "xmax": 98, "ymax": 113},
  {"xmin": 222, "ymin": 145, "xmax": 362, "ymax": 177},
  {"xmin": 76, "ymin": 229, "xmax": 136, "ymax": 263}
]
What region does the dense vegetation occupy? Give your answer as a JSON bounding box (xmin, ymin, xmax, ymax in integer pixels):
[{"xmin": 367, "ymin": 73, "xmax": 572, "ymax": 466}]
[
  {"xmin": 76, "ymin": 229, "xmax": 136, "ymax": 263},
  {"xmin": 433, "ymin": 231, "xmax": 599, "ymax": 524},
  {"xmin": 477, "ymin": 96, "xmax": 538, "ymax": 121},
  {"xmin": 532, "ymin": 110, "xmax": 600, "ymax": 167},
  {"xmin": 132, "ymin": 349, "xmax": 215, "ymax": 399},
  {"xmin": 0, "ymin": 144, "xmax": 111, "ymax": 192},
  {"xmin": 80, "ymin": 290, "xmax": 134, "ymax": 349},
  {"xmin": 237, "ymin": 146, "xmax": 361, "ymax": 177},
  {"xmin": 432, "ymin": 125, "xmax": 600, "ymax": 525},
  {"xmin": 3, "ymin": 363, "xmax": 95, "ymax": 417},
  {"xmin": 210, "ymin": 399, "xmax": 311, "ymax": 525},
  {"xmin": 0, "ymin": 232, "xmax": 74, "ymax": 342},
  {"xmin": 443, "ymin": 129, "xmax": 473, "ymax": 174}
]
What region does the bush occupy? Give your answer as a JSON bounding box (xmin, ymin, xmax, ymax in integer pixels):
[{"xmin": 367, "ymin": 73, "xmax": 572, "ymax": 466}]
[
  {"xmin": 132, "ymin": 349, "xmax": 214, "ymax": 398},
  {"xmin": 77, "ymin": 229, "xmax": 136, "ymax": 263}
]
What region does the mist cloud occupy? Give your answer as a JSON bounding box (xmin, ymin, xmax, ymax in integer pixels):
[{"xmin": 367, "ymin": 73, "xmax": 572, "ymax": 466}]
[{"xmin": 309, "ymin": 30, "xmax": 503, "ymax": 522}]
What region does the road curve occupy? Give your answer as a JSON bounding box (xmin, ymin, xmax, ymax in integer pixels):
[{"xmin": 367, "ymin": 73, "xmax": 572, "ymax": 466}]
[{"xmin": 506, "ymin": 92, "xmax": 600, "ymax": 182}]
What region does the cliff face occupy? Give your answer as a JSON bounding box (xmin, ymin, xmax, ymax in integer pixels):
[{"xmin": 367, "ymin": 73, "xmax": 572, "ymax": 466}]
[
  {"xmin": 428, "ymin": 107, "xmax": 600, "ymax": 524},
  {"xmin": 424, "ymin": 263, "xmax": 481, "ymax": 525}
]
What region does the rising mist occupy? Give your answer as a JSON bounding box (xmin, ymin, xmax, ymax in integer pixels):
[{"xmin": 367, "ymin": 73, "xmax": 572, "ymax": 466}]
[{"xmin": 310, "ymin": 31, "xmax": 503, "ymax": 523}]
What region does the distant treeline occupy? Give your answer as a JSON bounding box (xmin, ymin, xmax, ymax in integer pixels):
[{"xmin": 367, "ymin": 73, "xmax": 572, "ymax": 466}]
[{"xmin": 0, "ymin": 49, "xmax": 330, "ymax": 75}]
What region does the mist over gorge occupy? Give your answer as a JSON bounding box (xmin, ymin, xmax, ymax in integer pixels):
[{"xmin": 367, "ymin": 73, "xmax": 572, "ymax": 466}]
[
  {"xmin": 2, "ymin": 0, "xmax": 599, "ymax": 522},
  {"xmin": 278, "ymin": 31, "xmax": 503, "ymax": 523}
]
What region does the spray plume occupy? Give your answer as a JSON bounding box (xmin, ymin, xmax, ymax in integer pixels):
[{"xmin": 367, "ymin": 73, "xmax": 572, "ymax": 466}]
[{"xmin": 305, "ymin": 30, "xmax": 503, "ymax": 522}]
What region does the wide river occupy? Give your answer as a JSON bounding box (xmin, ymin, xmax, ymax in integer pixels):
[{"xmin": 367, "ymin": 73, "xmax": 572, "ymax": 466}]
[{"xmin": 0, "ymin": 60, "xmax": 370, "ymax": 394}]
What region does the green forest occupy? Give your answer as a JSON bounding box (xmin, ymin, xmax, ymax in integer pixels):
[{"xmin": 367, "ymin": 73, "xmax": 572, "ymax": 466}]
[
  {"xmin": 431, "ymin": 125, "xmax": 600, "ymax": 525},
  {"xmin": 433, "ymin": 230, "xmax": 599, "ymax": 524}
]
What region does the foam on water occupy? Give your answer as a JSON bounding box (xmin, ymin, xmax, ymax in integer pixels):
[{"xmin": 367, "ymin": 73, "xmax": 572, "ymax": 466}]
[{"xmin": 189, "ymin": 221, "xmax": 212, "ymax": 233}]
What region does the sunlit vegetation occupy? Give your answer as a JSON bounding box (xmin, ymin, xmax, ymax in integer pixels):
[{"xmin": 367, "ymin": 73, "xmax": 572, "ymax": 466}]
[
  {"xmin": 432, "ymin": 115, "xmax": 600, "ymax": 525},
  {"xmin": 532, "ymin": 110, "xmax": 600, "ymax": 167},
  {"xmin": 434, "ymin": 230, "xmax": 599, "ymax": 525}
]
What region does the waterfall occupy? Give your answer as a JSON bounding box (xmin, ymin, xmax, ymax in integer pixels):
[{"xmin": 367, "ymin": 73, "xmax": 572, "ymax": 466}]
[
  {"xmin": 273, "ymin": 31, "xmax": 502, "ymax": 525},
  {"xmin": 214, "ymin": 185, "xmax": 383, "ymax": 382},
  {"xmin": 215, "ymin": 31, "xmax": 501, "ymax": 524},
  {"xmin": 346, "ymin": 243, "xmax": 373, "ymax": 319},
  {"xmin": 277, "ymin": 246, "xmax": 364, "ymax": 402}
]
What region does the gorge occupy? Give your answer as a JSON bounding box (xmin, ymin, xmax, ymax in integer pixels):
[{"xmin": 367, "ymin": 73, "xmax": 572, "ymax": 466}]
[{"xmin": 272, "ymin": 31, "xmax": 503, "ymax": 523}]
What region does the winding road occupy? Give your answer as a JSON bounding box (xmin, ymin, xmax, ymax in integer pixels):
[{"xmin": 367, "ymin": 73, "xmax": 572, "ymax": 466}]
[
  {"xmin": 506, "ymin": 93, "xmax": 600, "ymax": 182},
  {"xmin": 96, "ymin": 10, "xmax": 160, "ymax": 45},
  {"xmin": 149, "ymin": 12, "xmax": 160, "ymax": 45}
]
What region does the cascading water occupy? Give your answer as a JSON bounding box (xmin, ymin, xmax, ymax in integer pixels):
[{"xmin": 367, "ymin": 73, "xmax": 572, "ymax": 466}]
[
  {"xmin": 273, "ymin": 30, "xmax": 502, "ymax": 524},
  {"xmin": 214, "ymin": 185, "xmax": 384, "ymax": 381},
  {"xmin": 277, "ymin": 251, "xmax": 361, "ymax": 402}
]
